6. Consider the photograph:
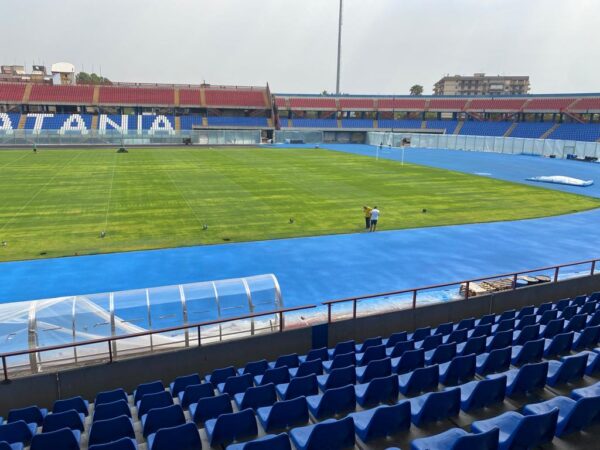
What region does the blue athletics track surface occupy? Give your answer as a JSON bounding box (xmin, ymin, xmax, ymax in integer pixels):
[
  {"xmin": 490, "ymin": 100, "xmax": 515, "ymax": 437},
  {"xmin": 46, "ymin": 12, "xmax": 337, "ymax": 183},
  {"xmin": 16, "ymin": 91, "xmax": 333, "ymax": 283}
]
[{"xmin": 0, "ymin": 145, "xmax": 599, "ymax": 308}]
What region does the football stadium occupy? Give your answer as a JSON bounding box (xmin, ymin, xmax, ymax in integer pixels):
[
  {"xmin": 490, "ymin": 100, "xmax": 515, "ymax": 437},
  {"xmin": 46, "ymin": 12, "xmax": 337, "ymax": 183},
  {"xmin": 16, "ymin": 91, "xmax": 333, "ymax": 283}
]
[{"xmin": 1, "ymin": 1, "xmax": 600, "ymax": 449}]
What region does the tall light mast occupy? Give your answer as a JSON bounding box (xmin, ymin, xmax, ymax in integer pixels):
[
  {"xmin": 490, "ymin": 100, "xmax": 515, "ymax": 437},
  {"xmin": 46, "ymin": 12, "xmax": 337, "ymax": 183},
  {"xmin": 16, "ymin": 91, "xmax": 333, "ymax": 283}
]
[{"xmin": 335, "ymin": 0, "xmax": 343, "ymax": 95}]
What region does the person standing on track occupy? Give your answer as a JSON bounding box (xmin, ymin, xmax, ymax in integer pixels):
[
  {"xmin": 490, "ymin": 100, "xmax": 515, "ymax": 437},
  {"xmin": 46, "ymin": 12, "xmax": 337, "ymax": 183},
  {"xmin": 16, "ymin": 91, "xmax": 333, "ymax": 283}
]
[
  {"xmin": 369, "ymin": 206, "xmax": 380, "ymax": 232},
  {"xmin": 363, "ymin": 206, "xmax": 372, "ymax": 230}
]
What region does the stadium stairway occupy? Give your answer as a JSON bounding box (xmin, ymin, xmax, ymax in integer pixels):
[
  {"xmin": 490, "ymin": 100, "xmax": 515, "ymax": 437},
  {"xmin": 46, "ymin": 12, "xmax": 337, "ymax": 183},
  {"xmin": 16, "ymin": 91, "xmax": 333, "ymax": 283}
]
[
  {"xmin": 174, "ymin": 89, "xmax": 180, "ymax": 107},
  {"xmin": 17, "ymin": 114, "xmax": 26, "ymax": 129},
  {"xmin": 420, "ymin": 121, "xmax": 426, "ymax": 129},
  {"xmin": 21, "ymin": 83, "xmax": 32, "ymax": 103},
  {"xmin": 200, "ymin": 88, "xmax": 206, "ymax": 107},
  {"xmin": 174, "ymin": 116, "xmax": 181, "ymax": 131},
  {"xmin": 503, "ymin": 122, "xmax": 517, "ymax": 137},
  {"xmin": 93, "ymin": 87, "xmax": 100, "ymax": 104},
  {"xmin": 542, "ymin": 124, "xmax": 561, "ymax": 139},
  {"xmin": 452, "ymin": 121, "xmax": 464, "ymax": 135},
  {"xmin": 91, "ymin": 116, "xmax": 99, "ymax": 131}
]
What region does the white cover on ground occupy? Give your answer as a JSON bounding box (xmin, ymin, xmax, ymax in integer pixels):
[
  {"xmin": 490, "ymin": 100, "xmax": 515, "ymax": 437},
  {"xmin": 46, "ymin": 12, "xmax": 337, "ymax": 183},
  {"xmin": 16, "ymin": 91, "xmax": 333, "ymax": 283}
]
[{"xmin": 526, "ymin": 175, "xmax": 593, "ymax": 187}]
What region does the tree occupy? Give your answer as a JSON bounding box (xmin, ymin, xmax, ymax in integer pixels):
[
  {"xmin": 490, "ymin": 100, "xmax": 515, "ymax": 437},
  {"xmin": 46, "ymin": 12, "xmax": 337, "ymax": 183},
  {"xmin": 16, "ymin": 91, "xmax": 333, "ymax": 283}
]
[
  {"xmin": 409, "ymin": 84, "xmax": 424, "ymax": 96},
  {"xmin": 76, "ymin": 71, "xmax": 112, "ymax": 85}
]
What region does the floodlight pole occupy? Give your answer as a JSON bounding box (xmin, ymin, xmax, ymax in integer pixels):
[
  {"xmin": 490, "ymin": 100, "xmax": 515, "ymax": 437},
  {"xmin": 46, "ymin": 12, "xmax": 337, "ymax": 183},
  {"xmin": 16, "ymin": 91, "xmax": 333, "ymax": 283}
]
[{"xmin": 335, "ymin": 0, "xmax": 343, "ymax": 95}]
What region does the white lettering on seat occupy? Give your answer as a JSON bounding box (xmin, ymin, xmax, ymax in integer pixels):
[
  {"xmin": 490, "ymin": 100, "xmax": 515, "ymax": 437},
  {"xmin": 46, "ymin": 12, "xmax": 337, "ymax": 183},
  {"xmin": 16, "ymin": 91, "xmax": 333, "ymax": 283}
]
[
  {"xmin": 0, "ymin": 113, "xmax": 14, "ymax": 134},
  {"xmin": 99, "ymin": 115, "xmax": 129, "ymax": 135},
  {"xmin": 27, "ymin": 113, "xmax": 54, "ymax": 134},
  {"xmin": 148, "ymin": 115, "xmax": 174, "ymax": 135},
  {"xmin": 59, "ymin": 114, "xmax": 89, "ymax": 135}
]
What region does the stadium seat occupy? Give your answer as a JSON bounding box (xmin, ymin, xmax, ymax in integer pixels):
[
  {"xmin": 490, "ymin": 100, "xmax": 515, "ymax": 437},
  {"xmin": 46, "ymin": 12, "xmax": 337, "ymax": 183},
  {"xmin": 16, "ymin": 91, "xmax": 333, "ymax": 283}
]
[
  {"xmin": 444, "ymin": 328, "xmax": 468, "ymax": 345},
  {"xmin": 425, "ymin": 342, "xmax": 457, "ymax": 365},
  {"xmin": 584, "ymin": 351, "xmax": 600, "ymax": 376},
  {"xmin": 471, "ymin": 409, "xmax": 558, "ymax": 450},
  {"xmin": 88, "ymin": 438, "xmax": 138, "ymax": 450},
  {"xmin": 356, "ymin": 345, "xmax": 386, "ymax": 366},
  {"xmin": 510, "ymin": 338, "xmax": 544, "ymax": 365},
  {"xmin": 434, "ymin": 322, "xmax": 454, "ymax": 336},
  {"xmin": 289, "ymin": 359, "xmax": 322, "ymax": 378},
  {"xmin": 523, "ymin": 395, "xmax": 600, "ymax": 437},
  {"xmin": 133, "ymin": 381, "xmax": 164, "ymax": 403},
  {"xmin": 299, "ymin": 348, "xmax": 328, "ymax": 363},
  {"xmin": 255, "ymin": 366, "xmax": 290, "ymax": 386},
  {"xmin": 322, "ymin": 352, "xmax": 355, "ymax": 372},
  {"xmin": 453, "ymin": 318, "xmax": 475, "ymax": 331},
  {"xmin": 487, "ymin": 361, "xmax": 548, "ymax": 396},
  {"xmin": 276, "ymin": 374, "xmax": 318, "ymax": 400},
  {"xmin": 7, "ymin": 406, "xmax": 47, "ymax": 426},
  {"xmin": 410, "ymin": 427, "xmax": 499, "ymax": 450},
  {"xmin": 88, "ymin": 415, "xmax": 135, "ymax": 447},
  {"xmin": 354, "ymin": 374, "xmax": 399, "ymax": 407},
  {"xmin": 177, "ymin": 382, "xmax": 214, "ymax": 409},
  {"xmin": 456, "ymin": 375, "xmax": 507, "ymax": 412},
  {"xmin": 218, "ymin": 374, "xmax": 254, "ymax": 395},
  {"xmin": 409, "ymin": 388, "xmax": 460, "ymax": 426},
  {"xmin": 317, "ymin": 365, "xmax": 356, "ymax": 391},
  {"xmin": 540, "ymin": 319, "xmax": 565, "ymax": 339},
  {"xmin": 565, "ymin": 314, "xmax": 587, "ymax": 333},
  {"xmin": 408, "ymin": 327, "xmax": 431, "ymax": 342},
  {"xmin": 456, "ymin": 335, "xmax": 486, "ymax": 356},
  {"xmin": 227, "ymin": 433, "xmax": 291, "ymax": 450},
  {"xmin": 573, "ymin": 325, "xmax": 600, "ymax": 349},
  {"xmin": 205, "ymin": 408, "xmax": 258, "ymax": 447},
  {"xmin": 469, "ymin": 323, "xmax": 492, "ymax": 338},
  {"xmin": 475, "ymin": 348, "xmax": 511, "ymax": 376},
  {"xmin": 190, "ymin": 393, "xmax": 232, "ymax": 424},
  {"xmin": 399, "ymin": 364, "xmax": 439, "ymax": 396},
  {"xmin": 327, "ymin": 341, "xmax": 356, "ymax": 359},
  {"xmin": 349, "ymin": 402, "xmax": 410, "ymax": 442},
  {"xmin": 289, "ymin": 417, "xmax": 355, "ymax": 450},
  {"xmin": 392, "ymin": 348, "xmax": 424, "ymax": 374},
  {"xmin": 415, "ymin": 334, "xmax": 443, "ymax": 351},
  {"xmin": 439, "ymin": 353, "xmax": 476, "ymax": 386},
  {"xmin": 356, "ymin": 357, "xmax": 392, "ymax": 383},
  {"xmin": 256, "ymin": 396, "xmax": 309, "ymax": 432},
  {"xmin": 572, "ymin": 381, "xmax": 600, "ymax": 400},
  {"xmin": 486, "ymin": 330, "xmax": 513, "ymax": 352},
  {"xmin": 42, "ymin": 409, "xmax": 84, "ymax": 432},
  {"xmin": 29, "ymin": 428, "xmax": 80, "ymax": 450},
  {"xmin": 234, "ymin": 383, "xmax": 277, "ymax": 410},
  {"xmin": 386, "ymin": 340, "xmax": 415, "ymax": 358},
  {"xmin": 93, "ymin": 399, "xmax": 131, "ymax": 422},
  {"xmin": 538, "ymin": 309, "xmax": 558, "ymax": 326},
  {"xmin": 512, "ymin": 324, "xmax": 539, "ymax": 345},
  {"xmin": 306, "ymin": 384, "xmax": 356, "ymax": 419},
  {"xmin": 205, "ymin": 366, "xmax": 236, "ymax": 385},
  {"xmin": 52, "ymin": 396, "xmax": 89, "ymax": 416},
  {"xmin": 543, "ymin": 331, "xmax": 574, "ymax": 358},
  {"xmin": 146, "ymin": 422, "xmax": 201, "ymax": 450},
  {"xmin": 169, "ymin": 373, "xmax": 201, "ymax": 397},
  {"xmin": 0, "ymin": 421, "xmax": 36, "ymax": 445},
  {"xmin": 95, "ymin": 388, "xmax": 128, "ymax": 406},
  {"xmin": 516, "ymin": 315, "xmax": 536, "ymax": 330},
  {"xmin": 546, "ymin": 352, "xmax": 588, "ymax": 386},
  {"xmin": 492, "ymin": 319, "xmax": 515, "ymax": 334},
  {"xmin": 269, "ymin": 353, "xmax": 299, "ymax": 369},
  {"xmin": 355, "ymin": 336, "xmax": 383, "ymax": 353},
  {"xmin": 535, "ymin": 302, "xmax": 553, "ymax": 316},
  {"xmin": 141, "ymin": 404, "xmax": 185, "ymax": 438},
  {"xmin": 136, "ymin": 390, "xmax": 173, "ymax": 418},
  {"xmin": 383, "ymin": 331, "xmax": 408, "ymax": 347},
  {"xmin": 559, "ymin": 305, "xmax": 578, "ymax": 320}
]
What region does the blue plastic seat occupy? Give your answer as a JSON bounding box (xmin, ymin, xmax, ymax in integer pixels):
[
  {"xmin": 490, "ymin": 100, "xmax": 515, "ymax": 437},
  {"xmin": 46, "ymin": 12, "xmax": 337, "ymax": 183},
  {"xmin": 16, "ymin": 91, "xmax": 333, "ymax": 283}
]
[
  {"xmin": 543, "ymin": 331, "xmax": 574, "ymax": 358},
  {"xmin": 42, "ymin": 409, "xmax": 84, "ymax": 432},
  {"xmin": 512, "ymin": 324, "xmax": 539, "ymax": 345},
  {"xmin": 227, "ymin": 433, "xmax": 291, "ymax": 450},
  {"xmin": 444, "ymin": 328, "xmax": 468, "ymax": 345},
  {"xmin": 495, "ymin": 309, "xmax": 516, "ymax": 323},
  {"xmin": 7, "ymin": 406, "xmax": 47, "ymax": 426},
  {"xmin": 555, "ymin": 298, "xmax": 571, "ymax": 311},
  {"xmin": 471, "ymin": 408, "xmax": 558, "ymax": 450},
  {"xmin": 565, "ymin": 314, "xmax": 587, "ymax": 333},
  {"xmin": 322, "ymin": 352, "xmax": 355, "ymax": 373},
  {"xmin": 205, "ymin": 408, "xmax": 258, "ymax": 447},
  {"xmin": 468, "ymin": 323, "xmax": 492, "ymax": 338},
  {"xmin": 29, "ymin": 428, "xmax": 80, "ymax": 450},
  {"xmin": 434, "ymin": 322, "xmax": 453, "ymax": 336},
  {"xmin": 169, "ymin": 373, "xmax": 201, "ymax": 397},
  {"xmin": 177, "ymin": 382, "xmax": 214, "ymax": 409},
  {"xmin": 572, "ymin": 380, "xmax": 600, "ymax": 400},
  {"xmin": 289, "ymin": 359, "xmax": 322, "ymax": 378},
  {"xmin": 510, "ymin": 338, "xmax": 544, "ymax": 365},
  {"xmin": 523, "ymin": 395, "xmax": 600, "ymax": 437},
  {"xmin": 93, "ymin": 399, "xmax": 131, "ymax": 422},
  {"xmin": 254, "ymin": 366, "xmax": 290, "ymax": 386},
  {"xmin": 0, "ymin": 442, "xmax": 22, "ymax": 450},
  {"xmin": 517, "ymin": 306, "xmax": 535, "ymax": 319},
  {"xmin": 474, "ymin": 314, "xmax": 495, "ymax": 327},
  {"xmin": 583, "ymin": 352, "xmax": 600, "ymax": 376},
  {"xmin": 587, "ymin": 310, "xmax": 600, "ymax": 326},
  {"xmin": 408, "ymin": 327, "xmax": 431, "ymax": 341},
  {"xmin": 386, "ymin": 340, "xmax": 415, "ymax": 358},
  {"xmin": 349, "ymin": 402, "xmax": 410, "ymax": 442},
  {"xmin": 411, "ymin": 427, "xmax": 499, "ymax": 450},
  {"xmin": 487, "ymin": 361, "xmax": 548, "ymax": 396},
  {"xmin": 269, "ymin": 353, "xmax": 299, "ymax": 369},
  {"xmin": 547, "ymin": 352, "xmax": 588, "ymax": 386},
  {"xmin": 238, "ymin": 359, "xmax": 269, "ymax": 376},
  {"xmin": 276, "ymin": 374, "xmax": 318, "ymax": 400},
  {"xmin": 415, "ymin": 334, "xmax": 443, "ymax": 351},
  {"xmin": 95, "ymin": 388, "xmax": 128, "ymax": 406},
  {"xmin": 475, "ymin": 347, "xmax": 511, "ymax": 376},
  {"xmin": 439, "ymin": 354, "xmax": 476, "ymax": 386},
  {"xmin": 383, "ymin": 331, "xmax": 408, "ymax": 347},
  {"xmin": 540, "ymin": 318, "xmax": 564, "ymax": 339},
  {"xmin": 516, "ymin": 315, "xmax": 536, "ymax": 330},
  {"xmin": 327, "ymin": 340, "xmax": 355, "ymax": 359},
  {"xmin": 141, "ymin": 404, "xmax": 185, "ymax": 438},
  {"xmin": 578, "ymin": 302, "xmax": 596, "ymax": 315},
  {"xmin": 453, "ymin": 317, "xmax": 475, "ymax": 331},
  {"xmin": 136, "ymin": 390, "xmax": 172, "ymax": 418},
  {"xmin": 392, "ymin": 348, "xmax": 424, "ymax": 375},
  {"xmin": 356, "ymin": 345, "xmax": 386, "ymax": 366},
  {"xmin": 456, "ymin": 335, "xmax": 485, "ymax": 356},
  {"xmin": 0, "ymin": 421, "xmax": 36, "ymax": 445},
  {"xmin": 218, "ymin": 373, "xmax": 254, "ymax": 395},
  {"xmin": 257, "ymin": 396, "xmax": 309, "ymax": 432},
  {"xmin": 299, "ymin": 347, "xmax": 329, "ymax": 363},
  {"xmin": 535, "ymin": 302, "xmax": 553, "ymax": 316},
  {"xmin": 355, "ymin": 336, "xmax": 383, "ymax": 353},
  {"xmin": 559, "ymin": 305, "xmax": 578, "ymax": 320},
  {"xmin": 234, "ymin": 383, "xmax": 277, "ymax": 410},
  {"xmin": 571, "ymin": 295, "xmax": 587, "ymax": 307},
  {"xmin": 492, "ymin": 318, "xmax": 515, "ymax": 334},
  {"xmin": 190, "ymin": 393, "xmax": 232, "ymax": 424},
  {"xmin": 399, "ymin": 364, "xmax": 439, "ymax": 396},
  {"xmin": 457, "ymin": 375, "xmax": 506, "ymax": 412},
  {"xmin": 88, "ymin": 437, "xmax": 137, "ymax": 450},
  {"xmin": 133, "ymin": 380, "xmax": 164, "ymax": 404},
  {"xmin": 53, "ymin": 396, "xmax": 89, "ymax": 416},
  {"xmin": 306, "ymin": 384, "xmax": 356, "ymax": 419},
  {"xmin": 356, "ymin": 357, "xmax": 391, "ymax": 383},
  {"xmin": 425, "ymin": 342, "xmax": 456, "ymax": 365},
  {"xmin": 485, "ymin": 330, "xmax": 512, "ymax": 352},
  {"xmin": 205, "ymin": 366, "xmax": 236, "ymax": 384},
  {"xmin": 317, "ymin": 365, "xmax": 356, "ymax": 391},
  {"xmin": 410, "ymin": 388, "xmax": 460, "ymax": 426},
  {"xmin": 88, "ymin": 415, "xmax": 135, "ymax": 447},
  {"xmin": 573, "ymin": 325, "xmax": 600, "ymax": 350},
  {"xmin": 355, "ymin": 374, "xmax": 399, "ymax": 407},
  {"xmin": 146, "ymin": 422, "xmax": 201, "ymax": 450},
  {"xmin": 538, "ymin": 309, "xmax": 558, "ymax": 325},
  {"xmin": 289, "ymin": 416, "xmax": 355, "ymax": 450}
]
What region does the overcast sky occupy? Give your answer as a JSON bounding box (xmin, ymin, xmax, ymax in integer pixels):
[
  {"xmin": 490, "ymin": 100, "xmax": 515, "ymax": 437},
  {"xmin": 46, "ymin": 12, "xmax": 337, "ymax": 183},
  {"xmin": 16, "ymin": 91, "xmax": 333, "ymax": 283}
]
[{"xmin": 1, "ymin": 0, "xmax": 599, "ymax": 95}]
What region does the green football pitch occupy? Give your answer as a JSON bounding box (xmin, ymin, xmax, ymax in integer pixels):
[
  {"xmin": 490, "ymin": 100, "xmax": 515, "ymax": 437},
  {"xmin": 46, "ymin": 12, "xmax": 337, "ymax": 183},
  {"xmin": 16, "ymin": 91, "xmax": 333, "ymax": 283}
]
[{"xmin": 0, "ymin": 147, "xmax": 598, "ymax": 262}]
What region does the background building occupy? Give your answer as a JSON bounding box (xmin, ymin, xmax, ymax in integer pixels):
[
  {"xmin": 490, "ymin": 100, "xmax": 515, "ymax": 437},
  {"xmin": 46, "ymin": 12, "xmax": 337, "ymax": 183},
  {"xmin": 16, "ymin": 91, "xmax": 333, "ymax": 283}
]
[{"xmin": 434, "ymin": 73, "xmax": 530, "ymax": 96}]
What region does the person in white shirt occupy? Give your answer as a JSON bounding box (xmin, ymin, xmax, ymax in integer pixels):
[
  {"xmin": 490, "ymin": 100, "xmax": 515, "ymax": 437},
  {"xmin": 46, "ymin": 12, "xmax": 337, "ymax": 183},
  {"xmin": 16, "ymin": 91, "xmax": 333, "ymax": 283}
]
[{"xmin": 369, "ymin": 206, "xmax": 380, "ymax": 232}]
